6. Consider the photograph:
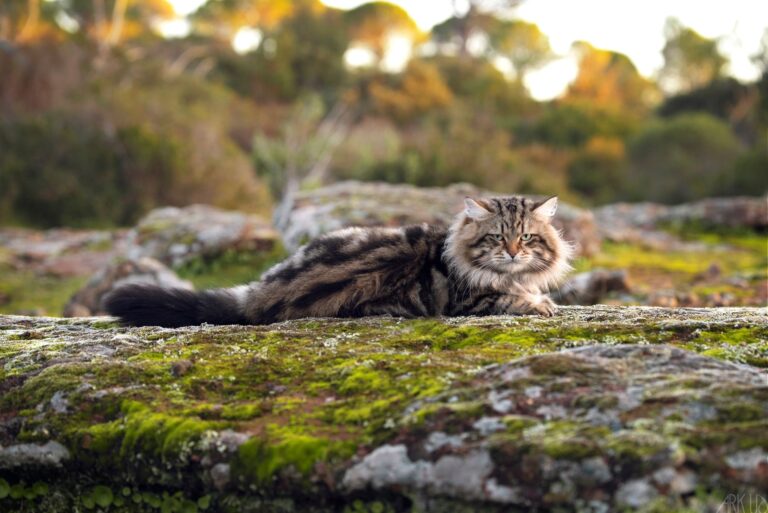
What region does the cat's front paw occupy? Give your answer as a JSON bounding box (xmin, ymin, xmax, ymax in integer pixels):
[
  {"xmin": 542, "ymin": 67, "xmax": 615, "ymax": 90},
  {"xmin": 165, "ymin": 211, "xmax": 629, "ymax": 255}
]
[
  {"xmin": 517, "ymin": 293, "xmax": 557, "ymax": 317},
  {"xmin": 530, "ymin": 295, "xmax": 557, "ymax": 317}
]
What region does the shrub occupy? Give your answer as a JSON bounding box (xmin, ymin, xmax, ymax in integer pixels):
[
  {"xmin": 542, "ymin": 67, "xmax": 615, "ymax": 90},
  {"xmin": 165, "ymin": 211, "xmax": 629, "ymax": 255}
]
[
  {"xmin": 0, "ymin": 114, "xmax": 180, "ymax": 228},
  {"xmin": 626, "ymin": 113, "xmax": 743, "ymax": 203},
  {"xmin": 721, "ymin": 148, "xmax": 768, "ymax": 196},
  {"xmin": 524, "ymin": 101, "xmax": 639, "ymax": 148},
  {"xmin": 568, "ymin": 136, "xmax": 629, "ymax": 204}
]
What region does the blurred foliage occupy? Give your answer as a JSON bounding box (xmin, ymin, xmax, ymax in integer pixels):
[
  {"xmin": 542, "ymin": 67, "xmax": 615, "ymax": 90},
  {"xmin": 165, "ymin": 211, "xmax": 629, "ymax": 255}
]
[
  {"xmin": 247, "ymin": 4, "xmax": 349, "ymax": 101},
  {"xmin": 0, "ymin": 114, "xmax": 180, "ymax": 227},
  {"xmin": 523, "ymin": 101, "xmax": 639, "ymax": 148},
  {"xmin": 0, "ymin": 0, "xmax": 765, "ymax": 230},
  {"xmin": 565, "ymin": 42, "xmax": 659, "ymax": 115},
  {"xmin": 343, "ymin": 1, "xmax": 420, "ymax": 61},
  {"xmin": 487, "ymin": 19, "xmax": 552, "ymax": 81},
  {"xmin": 568, "ymin": 136, "xmax": 627, "ymax": 204},
  {"xmin": 660, "ymin": 18, "xmax": 727, "ymax": 94},
  {"xmin": 368, "ymin": 60, "xmax": 453, "ymax": 123},
  {"xmin": 626, "ymin": 114, "xmax": 743, "ymax": 204}
]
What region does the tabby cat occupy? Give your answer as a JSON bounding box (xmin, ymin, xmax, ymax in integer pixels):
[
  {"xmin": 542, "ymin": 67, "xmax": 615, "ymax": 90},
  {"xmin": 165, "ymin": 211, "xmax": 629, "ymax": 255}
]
[{"xmin": 106, "ymin": 195, "xmax": 572, "ymax": 327}]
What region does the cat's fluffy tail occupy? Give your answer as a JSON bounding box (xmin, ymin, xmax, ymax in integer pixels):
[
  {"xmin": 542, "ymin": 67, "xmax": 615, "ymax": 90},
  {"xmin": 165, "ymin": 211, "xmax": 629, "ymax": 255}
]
[{"xmin": 104, "ymin": 284, "xmax": 248, "ymax": 327}]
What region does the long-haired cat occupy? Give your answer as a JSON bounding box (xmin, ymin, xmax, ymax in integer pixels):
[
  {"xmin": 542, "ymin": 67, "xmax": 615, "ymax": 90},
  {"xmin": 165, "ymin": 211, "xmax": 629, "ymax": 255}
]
[{"xmin": 106, "ymin": 196, "xmax": 572, "ymax": 327}]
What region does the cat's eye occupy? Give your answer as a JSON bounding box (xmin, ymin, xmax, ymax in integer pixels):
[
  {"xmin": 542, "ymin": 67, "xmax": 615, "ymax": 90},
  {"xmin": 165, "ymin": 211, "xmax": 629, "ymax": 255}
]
[
  {"xmin": 521, "ymin": 233, "xmax": 533, "ymax": 242},
  {"xmin": 488, "ymin": 234, "xmax": 504, "ymax": 242}
]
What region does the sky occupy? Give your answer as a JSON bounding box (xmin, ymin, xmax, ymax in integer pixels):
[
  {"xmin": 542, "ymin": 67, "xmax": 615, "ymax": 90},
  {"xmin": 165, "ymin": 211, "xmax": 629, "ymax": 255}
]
[{"xmin": 167, "ymin": 0, "xmax": 768, "ymax": 100}]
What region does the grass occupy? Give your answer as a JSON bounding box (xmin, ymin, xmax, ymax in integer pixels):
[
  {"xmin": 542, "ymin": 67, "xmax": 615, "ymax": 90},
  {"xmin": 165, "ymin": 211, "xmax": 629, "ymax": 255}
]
[
  {"xmin": 0, "ymin": 246, "xmax": 287, "ymax": 316},
  {"xmin": 0, "ymin": 268, "xmax": 88, "ymax": 316}
]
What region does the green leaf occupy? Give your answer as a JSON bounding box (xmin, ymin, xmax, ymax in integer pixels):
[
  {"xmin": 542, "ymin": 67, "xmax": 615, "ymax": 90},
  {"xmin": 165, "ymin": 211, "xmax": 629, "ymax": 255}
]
[
  {"xmin": 122, "ymin": 486, "xmax": 132, "ymax": 497},
  {"xmin": 180, "ymin": 499, "xmax": 198, "ymax": 513},
  {"xmin": 32, "ymin": 482, "xmax": 49, "ymax": 497},
  {"xmin": 143, "ymin": 492, "xmax": 161, "ymax": 508},
  {"xmin": 196, "ymin": 495, "xmax": 211, "ymax": 510},
  {"xmin": 10, "ymin": 484, "xmax": 24, "ymax": 500},
  {"xmin": 92, "ymin": 485, "xmax": 114, "ymax": 508},
  {"xmin": 82, "ymin": 495, "xmax": 96, "ymax": 509},
  {"xmin": 0, "ymin": 479, "xmax": 10, "ymax": 499}
]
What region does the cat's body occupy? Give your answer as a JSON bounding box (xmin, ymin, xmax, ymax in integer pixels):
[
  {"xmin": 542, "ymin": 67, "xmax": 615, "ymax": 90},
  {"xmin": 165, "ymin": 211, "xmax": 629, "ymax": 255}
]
[{"xmin": 106, "ymin": 195, "xmax": 572, "ymax": 327}]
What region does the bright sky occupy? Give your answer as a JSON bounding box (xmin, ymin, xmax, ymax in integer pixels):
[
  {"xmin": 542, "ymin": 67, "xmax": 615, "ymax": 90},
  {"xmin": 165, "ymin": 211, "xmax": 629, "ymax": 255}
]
[{"xmin": 167, "ymin": 0, "xmax": 768, "ymax": 100}]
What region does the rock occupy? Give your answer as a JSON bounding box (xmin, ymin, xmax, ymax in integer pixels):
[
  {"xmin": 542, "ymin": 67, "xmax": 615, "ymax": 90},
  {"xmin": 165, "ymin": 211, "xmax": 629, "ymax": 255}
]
[
  {"xmin": 0, "ymin": 306, "xmax": 766, "ymax": 511},
  {"xmin": 127, "ymin": 205, "xmax": 280, "ymax": 268},
  {"xmin": 553, "ymin": 269, "xmax": 631, "ymax": 305},
  {"xmin": 277, "ymin": 181, "xmax": 601, "ymax": 256},
  {"xmin": 62, "ymin": 257, "xmax": 193, "ymax": 317},
  {"xmin": 594, "ymin": 196, "xmax": 767, "ymax": 248},
  {"xmin": 0, "ymin": 227, "xmax": 128, "ymax": 277},
  {"xmin": 664, "ymin": 196, "xmax": 768, "ymax": 230}
]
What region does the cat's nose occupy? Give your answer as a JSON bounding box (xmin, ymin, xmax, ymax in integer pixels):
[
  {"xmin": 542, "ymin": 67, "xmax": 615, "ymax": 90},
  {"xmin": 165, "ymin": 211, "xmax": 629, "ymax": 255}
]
[{"xmin": 506, "ymin": 242, "xmax": 520, "ymax": 258}]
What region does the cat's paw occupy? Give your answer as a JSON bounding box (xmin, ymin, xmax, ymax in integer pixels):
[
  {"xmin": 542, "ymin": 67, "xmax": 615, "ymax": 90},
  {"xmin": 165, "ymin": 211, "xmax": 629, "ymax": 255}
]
[
  {"xmin": 529, "ymin": 295, "xmax": 557, "ymax": 317},
  {"xmin": 515, "ymin": 292, "xmax": 557, "ymax": 317}
]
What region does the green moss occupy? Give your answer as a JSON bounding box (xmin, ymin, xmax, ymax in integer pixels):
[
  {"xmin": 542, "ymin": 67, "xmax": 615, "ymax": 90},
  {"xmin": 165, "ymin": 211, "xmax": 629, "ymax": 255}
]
[
  {"xmin": 0, "ymin": 268, "xmax": 88, "ymax": 316},
  {"xmin": 338, "ymin": 367, "xmax": 390, "ymax": 395},
  {"xmin": 605, "ymin": 429, "xmax": 671, "ymax": 460},
  {"xmin": 176, "ymin": 245, "xmax": 286, "ymax": 289},
  {"xmin": 75, "ymin": 403, "xmax": 225, "ymax": 470},
  {"xmin": 232, "ymin": 433, "xmax": 349, "ymax": 485},
  {"xmin": 533, "ymin": 421, "xmax": 608, "ymax": 460}
]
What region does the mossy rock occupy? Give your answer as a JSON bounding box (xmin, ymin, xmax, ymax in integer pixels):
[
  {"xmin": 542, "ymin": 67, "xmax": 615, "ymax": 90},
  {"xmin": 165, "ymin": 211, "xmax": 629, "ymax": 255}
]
[{"xmin": 0, "ymin": 306, "xmax": 766, "ymax": 512}]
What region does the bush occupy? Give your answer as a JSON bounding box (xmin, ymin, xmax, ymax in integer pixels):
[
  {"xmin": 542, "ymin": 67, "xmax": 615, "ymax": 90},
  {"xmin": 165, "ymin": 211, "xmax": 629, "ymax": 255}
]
[
  {"xmin": 568, "ymin": 136, "xmax": 628, "ymax": 204},
  {"xmin": 84, "ymin": 71, "xmax": 272, "ymax": 214},
  {"xmin": 368, "ymin": 60, "xmax": 453, "ymax": 123},
  {"xmin": 0, "ymin": 114, "xmax": 180, "ymax": 228},
  {"xmin": 722, "ymin": 148, "xmax": 768, "ymax": 196},
  {"xmin": 524, "ymin": 101, "xmax": 639, "ymax": 148},
  {"xmin": 626, "ymin": 113, "xmax": 743, "ymax": 203}
]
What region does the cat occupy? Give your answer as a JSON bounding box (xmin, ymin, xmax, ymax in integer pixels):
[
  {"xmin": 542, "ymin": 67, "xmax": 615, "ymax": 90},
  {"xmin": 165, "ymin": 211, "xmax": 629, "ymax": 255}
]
[{"xmin": 105, "ymin": 195, "xmax": 573, "ymax": 327}]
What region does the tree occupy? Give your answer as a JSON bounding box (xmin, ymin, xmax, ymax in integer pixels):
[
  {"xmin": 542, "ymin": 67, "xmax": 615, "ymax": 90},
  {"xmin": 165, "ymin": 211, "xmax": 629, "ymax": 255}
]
[
  {"xmin": 659, "ymin": 18, "xmax": 727, "ymax": 94},
  {"xmin": 487, "ymin": 19, "xmax": 551, "ymax": 81},
  {"xmin": 0, "ymin": 0, "xmax": 67, "ymax": 42},
  {"xmin": 431, "ymin": 0, "xmax": 522, "ymax": 57},
  {"xmin": 626, "ymin": 113, "xmax": 742, "ymax": 203},
  {"xmin": 565, "ymin": 42, "xmax": 658, "ymax": 115},
  {"xmin": 191, "ymin": 0, "xmax": 296, "ymax": 41},
  {"xmin": 368, "ymin": 60, "xmax": 453, "ymax": 123},
  {"xmin": 249, "ymin": 5, "xmax": 350, "ymax": 100},
  {"xmin": 343, "ymin": 2, "xmax": 419, "ymax": 65},
  {"xmin": 568, "ymin": 136, "xmax": 627, "ymax": 204}
]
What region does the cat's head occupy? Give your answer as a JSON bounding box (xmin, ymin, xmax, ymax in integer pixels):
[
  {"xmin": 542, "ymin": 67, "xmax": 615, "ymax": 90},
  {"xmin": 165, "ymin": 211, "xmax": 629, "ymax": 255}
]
[{"xmin": 445, "ymin": 195, "xmax": 573, "ymax": 291}]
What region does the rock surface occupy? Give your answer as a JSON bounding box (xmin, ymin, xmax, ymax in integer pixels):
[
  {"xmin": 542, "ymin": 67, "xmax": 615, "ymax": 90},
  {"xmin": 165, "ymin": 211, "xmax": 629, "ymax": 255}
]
[
  {"xmin": 0, "ymin": 228, "xmax": 128, "ymax": 277},
  {"xmin": 594, "ymin": 196, "xmax": 768, "ymax": 248},
  {"xmin": 62, "ymin": 258, "xmax": 194, "ymax": 317},
  {"xmin": 127, "ymin": 205, "xmax": 280, "ymax": 268},
  {"xmin": 277, "ymin": 181, "xmax": 601, "ymax": 256},
  {"xmin": 1, "ymin": 306, "xmax": 766, "ymax": 512}
]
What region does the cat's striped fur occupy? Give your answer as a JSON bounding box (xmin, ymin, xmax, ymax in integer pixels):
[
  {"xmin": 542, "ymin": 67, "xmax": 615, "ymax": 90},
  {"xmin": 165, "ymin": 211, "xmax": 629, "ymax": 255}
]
[{"xmin": 106, "ymin": 195, "xmax": 572, "ymax": 327}]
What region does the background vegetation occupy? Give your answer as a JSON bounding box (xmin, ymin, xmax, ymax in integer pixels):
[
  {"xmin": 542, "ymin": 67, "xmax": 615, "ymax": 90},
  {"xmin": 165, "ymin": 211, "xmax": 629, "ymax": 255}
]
[{"xmin": 0, "ymin": 0, "xmax": 766, "ymax": 229}]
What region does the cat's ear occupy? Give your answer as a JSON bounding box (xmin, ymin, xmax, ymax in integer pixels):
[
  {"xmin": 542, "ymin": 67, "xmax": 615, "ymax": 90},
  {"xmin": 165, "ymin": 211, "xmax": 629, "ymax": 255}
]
[
  {"xmin": 532, "ymin": 196, "xmax": 558, "ymax": 218},
  {"xmin": 464, "ymin": 197, "xmax": 492, "ymax": 220}
]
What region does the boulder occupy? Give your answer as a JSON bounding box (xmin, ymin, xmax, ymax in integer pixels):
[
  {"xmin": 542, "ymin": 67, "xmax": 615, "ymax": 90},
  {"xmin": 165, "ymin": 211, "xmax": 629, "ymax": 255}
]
[
  {"xmin": 1, "ymin": 306, "xmax": 766, "ymax": 512},
  {"xmin": 127, "ymin": 205, "xmax": 280, "ymax": 268},
  {"xmin": 277, "ymin": 181, "xmax": 601, "ymax": 256},
  {"xmin": 594, "ymin": 196, "xmax": 767, "ymax": 247},
  {"xmin": 0, "ymin": 227, "xmax": 128, "ymax": 277},
  {"xmin": 62, "ymin": 258, "xmax": 193, "ymax": 317}
]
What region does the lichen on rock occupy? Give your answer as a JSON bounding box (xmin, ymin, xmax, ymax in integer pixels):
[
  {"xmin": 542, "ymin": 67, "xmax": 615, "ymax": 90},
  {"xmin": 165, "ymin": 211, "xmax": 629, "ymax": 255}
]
[{"xmin": 0, "ymin": 306, "xmax": 766, "ymax": 512}]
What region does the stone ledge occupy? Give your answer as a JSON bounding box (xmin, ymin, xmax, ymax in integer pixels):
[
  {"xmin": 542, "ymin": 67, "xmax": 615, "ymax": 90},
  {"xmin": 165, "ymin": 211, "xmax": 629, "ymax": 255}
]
[{"xmin": 0, "ymin": 306, "xmax": 766, "ymax": 512}]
